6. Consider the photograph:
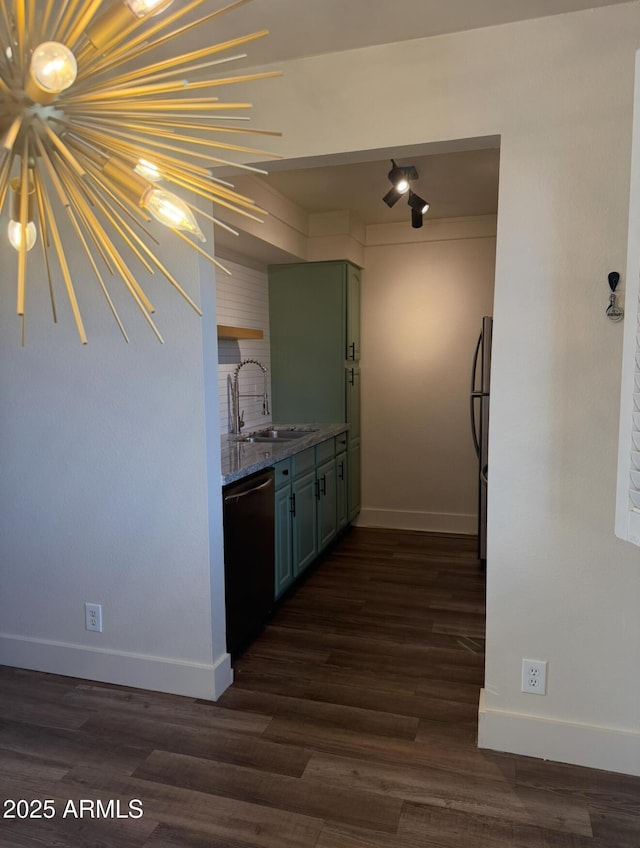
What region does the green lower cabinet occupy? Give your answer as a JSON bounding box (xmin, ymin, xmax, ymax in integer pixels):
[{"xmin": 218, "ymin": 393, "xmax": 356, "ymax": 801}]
[
  {"xmin": 316, "ymin": 457, "xmax": 337, "ymax": 550},
  {"xmin": 336, "ymin": 450, "xmax": 348, "ymax": 531},
  {"xmin": 292, "ymin": 469, "xmax": 318, "ymax": 576},
  {"xmin": 273, "ymin": 435, "xmax": 348, "ymax": 601},
  {"xmin": 274, "ymin": 484, "xmax": 293, "ymax": 599},
  {"xmin": 348, "ymin": 439, "xmax": 361, "ymax": 523}
]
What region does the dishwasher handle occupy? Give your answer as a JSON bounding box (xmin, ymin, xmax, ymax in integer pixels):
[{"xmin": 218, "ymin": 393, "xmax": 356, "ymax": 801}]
[{"xmin": 224, "ymin": 476, "xmax": 273, "ymax": 504}]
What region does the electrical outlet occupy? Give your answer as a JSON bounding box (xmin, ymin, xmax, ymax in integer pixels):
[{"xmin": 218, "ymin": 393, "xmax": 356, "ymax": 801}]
[
  {"xmin": 85, "ymin": 603, "xmax": 103, "ymax": 633},
  {"xmin": 521, "ymin": 659, "xmax": 547, "ymax": 695}
]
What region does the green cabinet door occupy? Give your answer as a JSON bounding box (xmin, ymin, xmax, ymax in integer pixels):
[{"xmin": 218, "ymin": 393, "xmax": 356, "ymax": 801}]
[
  {"xmin": 345, "ymin": 365, "xmax": 361, "ymax": 442},
  {"xmin": 292, "ymin": 469, "xmax": 318, "ymax": 575},
  {"xmin": 274, "ymin": 484, "xmax": 293, "ymax": 598},
  {"xmin": 348, "ymin": 440, "xmax": 361, "ymax": 523},
  {"xmin": 346, "ymin": 263, "xmax": 361, "ymax": 362},
  {"xmin": 336, "ymin": 450, "xmax": 348, "ymax": 531},
  {"xmin": 316, "ymin": 457, "xmax": 337, "ymax": 550},
  {"xmin": 269, "ymin": 262, "xmax": 347, "ymax": 423}
]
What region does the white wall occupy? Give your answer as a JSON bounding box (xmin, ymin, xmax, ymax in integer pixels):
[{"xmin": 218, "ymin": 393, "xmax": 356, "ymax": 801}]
[
  {"xmin": 0, "ymin": 213, "xmax": 230, "ymax": 700},
  {"xmin": 215, "ymin": 256, "xmax": 272, "ymax": 434},
  {"xmin": 359, "ymin": 216, "xmax": 496, "ymax": 534},
  {"xmin": 235, "ymin": 1, "xmax": 640, "ymax": 774}
]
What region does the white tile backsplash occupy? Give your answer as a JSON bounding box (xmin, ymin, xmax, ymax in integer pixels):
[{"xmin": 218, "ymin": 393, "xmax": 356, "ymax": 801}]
[{"xmin": 216, "ymin": 259, "xmax": 272, "ymax": 434}]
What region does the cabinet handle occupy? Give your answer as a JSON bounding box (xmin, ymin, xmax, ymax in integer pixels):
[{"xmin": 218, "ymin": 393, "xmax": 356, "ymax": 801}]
[
  {"xmin": 348, "ymin": 341, "xmax": 356, "ymax": 360},
  {"xmin": 348, "ymin": 368, "xmax": 355, "ymax": 385},
  {"xmin": 282, "ymin": 469, "xmax": 289, "ymax": 476},
  {"xmin": 339, "ymin": 461, "xmax": 345, "ymax": 481},
  {"xmin": 290, "ymin": 494, "xmax": 296, "ymax": 516},
  {"xmin": 321, "ymin": 474, "xmax": 327, "ymax": 495}
]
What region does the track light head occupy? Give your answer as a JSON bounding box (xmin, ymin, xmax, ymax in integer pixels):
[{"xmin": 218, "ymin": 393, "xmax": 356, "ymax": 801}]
[
  {"xmin": 387, "ymin": 158, "xmax": 418, "ymax": 193},
  {"xmin": 411, "ymin": 209, "xmax": 424, "ymax": 229},
  {"xmin": 388, "ymin": 166, "xmax": 410, "ymax": 194},
  {"xmin": 383, "ymin": 186, "xmax": 403, "ymax": 207},
  {"xmin": 408, "ymin": 190, "xmax": 430, "ymax": 215}
]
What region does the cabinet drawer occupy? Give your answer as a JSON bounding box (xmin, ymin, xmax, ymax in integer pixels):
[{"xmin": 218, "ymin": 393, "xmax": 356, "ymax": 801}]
[
  {"xmin": 315, "ymin": 438, "xmax": 335, "ymax": 464},
  {"xmin": 273, "ymin": 458, "xmax": 292, "ymax": 489},
  {"xmin": 335, "ymin": 431, "xmax": 348, "ymax": 454},
  {"xmin": 292, "ymin": 446, "xmax": 315, "ymax": 477}
]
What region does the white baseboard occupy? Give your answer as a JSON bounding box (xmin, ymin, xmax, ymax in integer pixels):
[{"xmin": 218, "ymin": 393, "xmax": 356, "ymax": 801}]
[
  {"xmin": 356, "ymin": 507, "xmax": 476, "ymax": 535},
  {"xmin": 478, "ymin": 689, "xmax": 640, "ymax": 777},
  {"xmin": 212, "ymin": 649, "xmax": 234, "ymax": 697},
  {"xmin": 0, "ymin": 632, "xmax": 233, "ymax": 702}
]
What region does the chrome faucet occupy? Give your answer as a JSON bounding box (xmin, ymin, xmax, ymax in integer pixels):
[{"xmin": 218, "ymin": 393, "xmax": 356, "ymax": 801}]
[{"xmin": 231, "ymin": 359, "xmax": 269, "ymax": 435}]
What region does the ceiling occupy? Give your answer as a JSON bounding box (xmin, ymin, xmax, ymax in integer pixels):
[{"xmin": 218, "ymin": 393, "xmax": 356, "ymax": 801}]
[
  {"xmin": 215, "ymin": 144, "xmax": 501, "ymax": 264},
  {"xmin": 206, "ymin": 0, "xmax": 633, "ymax": 68},
  {"xmin": 210, "ymin": 0, "xmax": 631, "ymax": 260},
  {"xmin": 261, "ymin": 147, "xmax": 501, "ymax": 226}
]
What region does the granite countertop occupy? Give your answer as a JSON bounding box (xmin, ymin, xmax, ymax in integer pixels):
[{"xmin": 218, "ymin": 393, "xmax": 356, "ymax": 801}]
[{"xmin": 221, "ymin": 423, "xmax": 349, "ymax": 485}]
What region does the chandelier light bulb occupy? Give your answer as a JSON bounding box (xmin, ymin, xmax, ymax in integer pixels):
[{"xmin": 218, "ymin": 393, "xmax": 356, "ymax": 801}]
[
  {"xmin": 124, "ymin": 0, "xmax": 175, "ymax": 17},
  {"xmin": 84, "ymin": 0, "xmax": 175, "ymax": 53},
  {"xmin": 9, "ymin": 177, "xmax": 37, "ymax": 251},
  {"xmin": 30, "ymin": 41, "xmax": 77, "ymax": 93},
  {"xmin": 142, "ymin": 188, "xmax": 205, "ymax": 242},
  {"xmin": 8, "ymin": 220, "xmax": 37, "ymax": 252},
  {"xmin": 134, "ymin": 159, "xmax": 162, "ymax": 182}
]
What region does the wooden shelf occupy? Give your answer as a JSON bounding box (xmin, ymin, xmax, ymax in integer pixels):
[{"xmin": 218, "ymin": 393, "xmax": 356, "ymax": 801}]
[{"xmin": 217, "ymin": 325, "xmax": 264, "ymax": 340}]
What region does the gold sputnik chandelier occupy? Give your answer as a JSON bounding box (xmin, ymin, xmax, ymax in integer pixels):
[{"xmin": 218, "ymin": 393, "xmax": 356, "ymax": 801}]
[{"xmin": 0, "ymin": 0, "xmax": 280, "ymax": 343}]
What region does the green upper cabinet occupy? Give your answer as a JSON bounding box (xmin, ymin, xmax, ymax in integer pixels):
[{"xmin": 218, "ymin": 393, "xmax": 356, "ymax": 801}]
[
  {"xmin": 346, "ymin": 263, "xmax": 361, "ymax": 362},
  {"xmin": 269, "ymin": 261, "xmax": 361, "ymax": 424}
]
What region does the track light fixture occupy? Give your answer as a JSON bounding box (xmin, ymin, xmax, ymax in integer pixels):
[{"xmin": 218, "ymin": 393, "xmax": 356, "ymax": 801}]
[{"xmin": 382, "ymin": 159, "xmax": 429, "ymax": 228}]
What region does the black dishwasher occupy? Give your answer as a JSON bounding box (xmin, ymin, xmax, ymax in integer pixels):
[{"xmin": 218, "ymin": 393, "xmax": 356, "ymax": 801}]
[{"xmin": 223, "ymin": 468, "xmax": 275, "ymax": 659}]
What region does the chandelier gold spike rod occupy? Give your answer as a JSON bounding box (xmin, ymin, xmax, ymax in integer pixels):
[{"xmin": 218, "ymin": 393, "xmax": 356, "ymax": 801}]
[{"xmin": 0, "ymin": 0, "xmax": 281, "ymax": 344}]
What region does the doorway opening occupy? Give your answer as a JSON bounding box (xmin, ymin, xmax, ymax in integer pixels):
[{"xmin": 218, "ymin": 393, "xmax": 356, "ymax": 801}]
[{"xmin": 214, "ymin": 136, "xmax": 500, "ymax": 557}]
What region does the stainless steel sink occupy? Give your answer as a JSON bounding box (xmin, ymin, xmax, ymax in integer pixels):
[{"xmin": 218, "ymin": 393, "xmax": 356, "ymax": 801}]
[{"xmin": 236, "ymin": 427, "xmax": 318, "ymax": 443}]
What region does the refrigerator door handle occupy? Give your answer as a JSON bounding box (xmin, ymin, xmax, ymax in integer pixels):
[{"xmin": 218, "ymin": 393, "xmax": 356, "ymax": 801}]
[{"xmin": 470, "ymin": 332, "xmax": 482, "ymax": 458}]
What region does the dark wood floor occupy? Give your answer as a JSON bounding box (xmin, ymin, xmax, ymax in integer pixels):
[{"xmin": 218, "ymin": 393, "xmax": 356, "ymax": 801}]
[{"xmin": 2, "ymin": 527, "xmax": 640, "ymax": 847}]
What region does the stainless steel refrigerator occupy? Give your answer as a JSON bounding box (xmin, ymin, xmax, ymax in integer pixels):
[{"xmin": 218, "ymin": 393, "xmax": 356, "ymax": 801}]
[{"xmin": 470, "ymin": 316, "xmax": 492, "ymax": 564}]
